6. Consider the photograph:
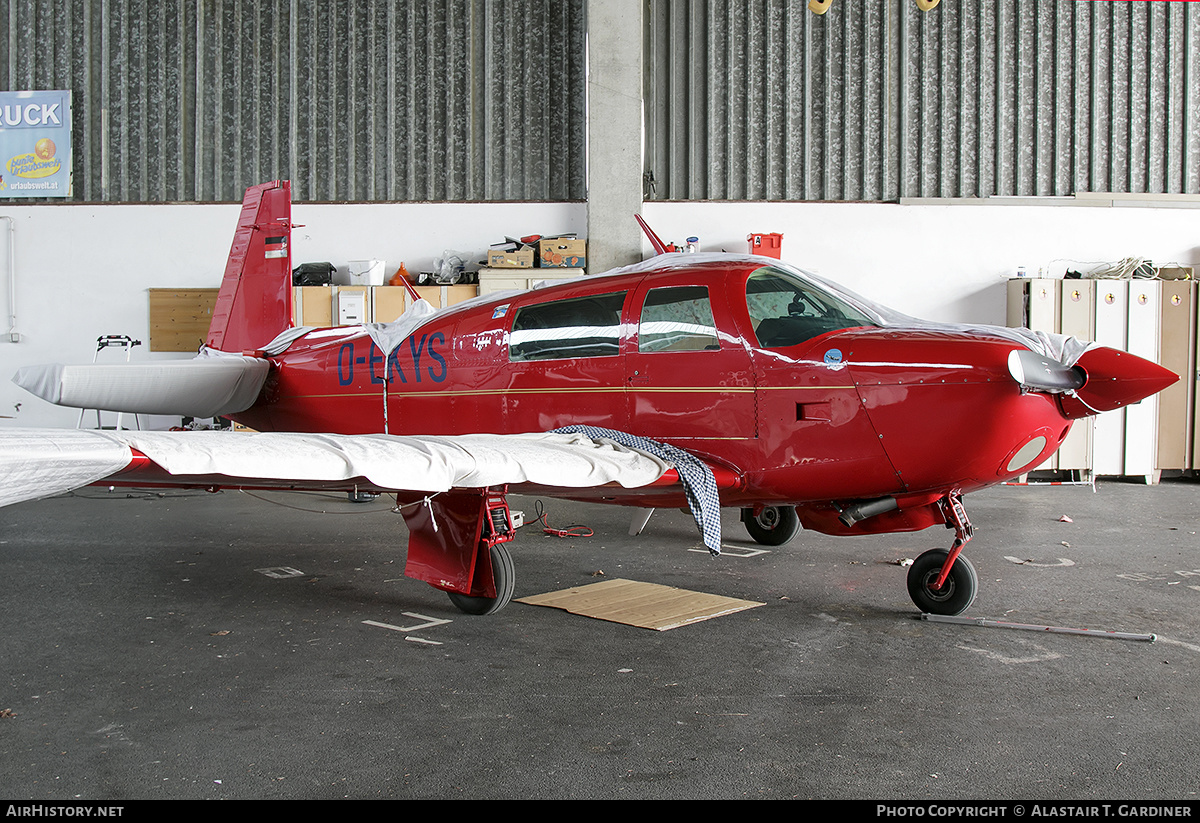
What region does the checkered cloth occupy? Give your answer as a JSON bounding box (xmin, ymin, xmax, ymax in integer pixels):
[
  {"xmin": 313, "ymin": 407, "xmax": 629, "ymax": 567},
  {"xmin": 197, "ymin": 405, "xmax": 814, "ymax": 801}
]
[{"xmin": 552, "ymin": 426, "xmax": 722, "ymax": 555}]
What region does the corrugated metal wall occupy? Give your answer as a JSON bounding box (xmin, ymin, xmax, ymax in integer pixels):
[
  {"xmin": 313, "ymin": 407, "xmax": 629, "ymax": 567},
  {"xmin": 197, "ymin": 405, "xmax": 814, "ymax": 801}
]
[
  {"xmin": 645, "ymin": 0, "xmax": 1200, "ymax": 201},
  {"xmin": 7, "ymin": 1, "xmax": 1198, "ymax": 204},
  {"xmin": 0, "ymin": 0, "xmax": 586, "ymax": 203}
]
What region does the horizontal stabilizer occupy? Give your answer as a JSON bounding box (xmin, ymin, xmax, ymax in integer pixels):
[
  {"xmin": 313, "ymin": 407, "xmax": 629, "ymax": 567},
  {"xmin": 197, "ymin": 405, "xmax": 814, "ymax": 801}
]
[{"xmin": 12, "ymin": 355, "xmax": 270, "ymax": 419}]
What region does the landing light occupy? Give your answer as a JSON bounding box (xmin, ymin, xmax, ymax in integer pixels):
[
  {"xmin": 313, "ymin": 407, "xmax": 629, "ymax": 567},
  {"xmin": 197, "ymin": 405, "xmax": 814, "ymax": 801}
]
[{"xmin": 1004, "ymin": 435, "xmax": 1048, "ymax": 474}]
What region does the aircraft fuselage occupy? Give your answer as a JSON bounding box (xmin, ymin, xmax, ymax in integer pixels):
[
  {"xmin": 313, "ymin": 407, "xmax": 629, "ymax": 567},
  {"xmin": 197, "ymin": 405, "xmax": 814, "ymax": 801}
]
[{"xmin": 233, "ymin": 257, "xmax": 1134, "ymax": 537}]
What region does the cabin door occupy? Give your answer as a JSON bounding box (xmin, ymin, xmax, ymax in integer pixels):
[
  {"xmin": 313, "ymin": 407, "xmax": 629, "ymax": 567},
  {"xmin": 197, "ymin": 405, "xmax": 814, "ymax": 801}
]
[{"xmin": 624, "ymin": 282, "xmax": 757, "ymax": 441}]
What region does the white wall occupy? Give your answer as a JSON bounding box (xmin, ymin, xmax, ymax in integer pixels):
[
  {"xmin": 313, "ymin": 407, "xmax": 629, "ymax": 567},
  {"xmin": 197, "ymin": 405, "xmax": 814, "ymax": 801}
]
[
  {"xmin": 642, "ymin": 201, "xmax": 1200, "ymax": 326},
  {"xmin": 1, "ymin": 197, "xmax": 1196, "ymax": 428},
  {"xmin": 0, "ymin": 200, "xmax": 585, "ymax": 429}
]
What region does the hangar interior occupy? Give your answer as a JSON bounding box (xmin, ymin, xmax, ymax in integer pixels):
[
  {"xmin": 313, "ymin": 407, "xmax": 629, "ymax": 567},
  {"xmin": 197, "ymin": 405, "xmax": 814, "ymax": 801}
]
[{"xmin": 3, "ymin": 0, "xmax": 1200, "ymax": 803}]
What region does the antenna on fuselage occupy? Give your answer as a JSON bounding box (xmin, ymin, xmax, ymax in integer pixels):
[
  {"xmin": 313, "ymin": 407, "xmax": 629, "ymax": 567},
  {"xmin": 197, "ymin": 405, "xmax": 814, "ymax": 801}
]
[{"xmin": 634, "ymin": 214, "xmax": 669, "ymax": 255}]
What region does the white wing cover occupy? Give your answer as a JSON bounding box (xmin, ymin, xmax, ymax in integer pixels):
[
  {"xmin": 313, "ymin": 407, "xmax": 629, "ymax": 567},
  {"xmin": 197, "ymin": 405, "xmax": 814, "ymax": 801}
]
[{"xmin": 0, "ymin": 429, "xmax": 672, "ymax": 509}]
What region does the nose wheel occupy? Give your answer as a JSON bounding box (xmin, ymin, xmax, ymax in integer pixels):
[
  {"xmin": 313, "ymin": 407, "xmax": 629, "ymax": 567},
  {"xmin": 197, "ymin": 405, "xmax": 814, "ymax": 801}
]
[{"xmin": 907, "ymin": 548, "xmax": 978, "ymax": 615}]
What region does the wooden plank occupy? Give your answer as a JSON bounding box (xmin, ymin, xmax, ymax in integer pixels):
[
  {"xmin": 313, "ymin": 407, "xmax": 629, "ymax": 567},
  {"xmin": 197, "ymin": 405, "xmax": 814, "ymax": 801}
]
[{"xmin": 148, "ymin": 288, "xmax": 219, "ymax": 352}]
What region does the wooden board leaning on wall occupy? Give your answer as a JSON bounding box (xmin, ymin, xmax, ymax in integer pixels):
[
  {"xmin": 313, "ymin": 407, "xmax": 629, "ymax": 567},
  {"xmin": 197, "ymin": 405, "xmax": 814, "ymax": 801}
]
[{"xmin": 148, "ymin": 289, "xmax": 219, "ymax": 352}]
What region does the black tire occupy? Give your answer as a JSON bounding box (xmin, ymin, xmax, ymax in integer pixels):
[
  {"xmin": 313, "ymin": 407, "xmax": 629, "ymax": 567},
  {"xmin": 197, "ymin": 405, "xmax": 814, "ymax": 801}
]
[
  {"xmin": 906, "ymin": 548, "xmax": 978, "ymax": 615},
  {"xmin": 447, "ymin": 543, "xmax": 516, "ymax": 616},
  {"xmin": 741, "ymin": 506, "xmax": 801, "ymax": 546}
]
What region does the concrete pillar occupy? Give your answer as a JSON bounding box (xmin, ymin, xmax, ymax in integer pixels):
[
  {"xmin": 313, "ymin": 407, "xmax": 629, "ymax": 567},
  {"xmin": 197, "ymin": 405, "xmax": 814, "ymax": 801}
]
[{"xmin": 586, "ymin": 0, "xmax": 644, "ymax": 274}]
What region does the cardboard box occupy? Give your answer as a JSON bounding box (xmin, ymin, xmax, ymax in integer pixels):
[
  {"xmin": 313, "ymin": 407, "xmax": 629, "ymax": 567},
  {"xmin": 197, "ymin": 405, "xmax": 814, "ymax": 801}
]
[
  {"xmin": 487, "ymin": 247, "xmax": 535, "ymax": 268},
  {"xmin": 477, "ymin": 268, "xmax": 584, "ymax": 296},
  {"xmin": 538, "ymin": 238, "xmax": 586, "ymax": 269}
]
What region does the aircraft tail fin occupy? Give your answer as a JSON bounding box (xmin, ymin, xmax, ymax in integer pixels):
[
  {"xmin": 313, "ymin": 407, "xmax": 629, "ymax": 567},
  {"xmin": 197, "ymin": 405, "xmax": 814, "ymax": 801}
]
[{"xmin": 205, "ymin": 180, "xmax": 294, "ymax": 353}]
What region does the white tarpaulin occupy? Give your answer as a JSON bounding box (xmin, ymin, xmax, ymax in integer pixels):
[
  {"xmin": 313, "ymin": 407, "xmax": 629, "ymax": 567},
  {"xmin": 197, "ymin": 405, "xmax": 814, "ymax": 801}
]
[
  {"xmin": 11, "ymin": 299, "xmax": 441, "ymax": 420},
  {"xmin": 12, "ymin": 355, "xmax": 270, "ymax": 418},
  {"xmin": 112, "ymin": 430, "xmax": 672, "ymax": 490},
  {"xmin": 0, "ymin": 429, "xmax": 674, "ymax": 510},
  {"xmin": 0, "ymin": 429, "xmax": 135, "ymax": 509}
]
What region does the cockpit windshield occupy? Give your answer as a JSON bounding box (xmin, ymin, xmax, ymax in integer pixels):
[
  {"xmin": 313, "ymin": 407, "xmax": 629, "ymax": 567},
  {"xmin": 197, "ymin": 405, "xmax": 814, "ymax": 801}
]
[{"xmin": 746, "ymin": 266, "xmax": 879, "ymax": 349}]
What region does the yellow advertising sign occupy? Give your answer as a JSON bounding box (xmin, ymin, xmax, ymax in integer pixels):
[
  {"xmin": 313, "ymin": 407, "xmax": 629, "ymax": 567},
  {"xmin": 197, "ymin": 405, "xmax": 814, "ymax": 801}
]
[{"xmin": 0, "ymin": 92, "xmax": 72, "ymax": 197}]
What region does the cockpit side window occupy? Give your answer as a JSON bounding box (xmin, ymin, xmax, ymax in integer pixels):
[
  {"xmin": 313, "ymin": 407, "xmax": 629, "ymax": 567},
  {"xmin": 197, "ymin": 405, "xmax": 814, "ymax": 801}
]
[
  {"xmin": 638, "ymin": 286, "xmax": 720, "ymax": 353},
  {"xmin": 509, "ymin": 292, "xmax": 626, "ymax": 361},
  {"xmin": 746, "ymin": 269, "xmax": 875, "ymax": 349}
]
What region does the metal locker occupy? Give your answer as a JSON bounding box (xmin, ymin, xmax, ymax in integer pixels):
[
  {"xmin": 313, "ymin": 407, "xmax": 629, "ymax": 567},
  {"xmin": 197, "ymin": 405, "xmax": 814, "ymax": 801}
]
[
  {"xmin": 1058, "ymin": 282, "xmax": 1095, "ymax": 475},
  {"xmin": 1124, "ymin": 281, "xmax": 1161, "ymax": 482},
  {"xmin": 1006, "ymin": 279, "xmax": 1061, "ymax": 471},
  {"xmin": 1006, "ymin": 278, "xmax": 1060, "ymax": 333},
  {"xmin": 1092, "ymin": 283, "xmax": 1128, "ymax": 477},
  {"xmin": 1157, "ymin": 280, "xmax": 1195, "ymax": 471}
]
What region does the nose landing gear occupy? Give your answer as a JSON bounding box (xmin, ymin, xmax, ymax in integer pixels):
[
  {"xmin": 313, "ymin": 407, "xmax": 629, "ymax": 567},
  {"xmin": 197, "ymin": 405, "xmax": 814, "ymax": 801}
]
[{"xmin": 906, "ymin": 492, "xmax": 978, "ymax": 615}]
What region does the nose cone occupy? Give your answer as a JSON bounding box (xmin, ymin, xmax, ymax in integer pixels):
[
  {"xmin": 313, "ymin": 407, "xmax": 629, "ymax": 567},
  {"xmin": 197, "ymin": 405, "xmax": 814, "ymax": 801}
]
[{"xmin": 1060, "ymin": 346, "xmax": 1178, "ymax": 419}]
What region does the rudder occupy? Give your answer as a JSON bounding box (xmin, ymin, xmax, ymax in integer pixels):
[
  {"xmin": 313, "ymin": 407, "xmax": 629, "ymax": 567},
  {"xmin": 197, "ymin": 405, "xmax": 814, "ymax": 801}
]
[{"xmin": 206, "ymin": 180, "xmax": 294, "ymax": 353}]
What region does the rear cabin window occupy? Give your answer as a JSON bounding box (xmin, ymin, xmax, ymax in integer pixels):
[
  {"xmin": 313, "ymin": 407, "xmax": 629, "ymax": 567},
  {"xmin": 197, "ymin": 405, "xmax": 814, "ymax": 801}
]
[
  {"xmin": 509, "ymin": 292, "xmax": 627, "ymax": 361},
  {"xmin": 637, "ymin": 286, "xmax": 720, "ymax": 353},
  {"xmin": 746, "ymin": 269, "xmax": 875, "ymax": 349}
]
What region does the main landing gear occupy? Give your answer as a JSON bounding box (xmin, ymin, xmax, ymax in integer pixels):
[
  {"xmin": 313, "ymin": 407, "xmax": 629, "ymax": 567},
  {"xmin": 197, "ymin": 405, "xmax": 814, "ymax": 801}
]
[
  {"xmin": 447, "ymin": 543, "xmax": 516, "ymax": 616},
  {"xmin": 398, "ymin": 487, "xmax": 518, "ymax": 615},
  {"xmin": 741, "ymin": 505, "xmax": 801, "ymax": 546},
  {"xmin": 906, "ymin": 492, "xmax": 978, "ymax": 615}
]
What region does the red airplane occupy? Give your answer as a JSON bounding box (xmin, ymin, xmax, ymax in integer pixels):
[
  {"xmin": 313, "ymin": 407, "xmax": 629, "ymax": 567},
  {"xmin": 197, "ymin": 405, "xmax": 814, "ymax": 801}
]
[{"xmin": 7, "ymin": 181, "xmax": 1177, "ymax": 617}]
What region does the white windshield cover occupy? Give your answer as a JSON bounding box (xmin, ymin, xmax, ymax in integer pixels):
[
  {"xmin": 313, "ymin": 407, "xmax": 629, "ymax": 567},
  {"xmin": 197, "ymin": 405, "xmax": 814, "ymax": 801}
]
[{"xmin": 604, "ymin": 253, "xmax": 1095, "ymax": 367}]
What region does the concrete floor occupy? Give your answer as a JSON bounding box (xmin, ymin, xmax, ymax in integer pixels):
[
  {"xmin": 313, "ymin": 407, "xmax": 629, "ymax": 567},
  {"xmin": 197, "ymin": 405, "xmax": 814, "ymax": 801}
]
[{"xmin": 1, "ymin": 479, "xmax": 1199, "ymax": 800}]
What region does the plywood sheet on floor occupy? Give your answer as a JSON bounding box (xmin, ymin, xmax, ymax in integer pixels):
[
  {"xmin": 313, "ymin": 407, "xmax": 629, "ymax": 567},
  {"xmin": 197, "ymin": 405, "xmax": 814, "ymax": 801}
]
[{"xmin": 516, "ymin": 578, "xmax": 763, "ymax": 630}]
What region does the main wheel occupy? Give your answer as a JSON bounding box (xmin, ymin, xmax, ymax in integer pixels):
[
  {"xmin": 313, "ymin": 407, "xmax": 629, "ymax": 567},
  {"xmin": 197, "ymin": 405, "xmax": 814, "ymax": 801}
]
[
  {"xmin": 906, "ymin": 548, "xmax": 978, "ymax": 615},
  {"xmin": 741, "ymin": 506, "xmax": 801, "ymax": 546},
  {"xmin": 447, "ymin": 543, "xmax": 516, "ymax": 616}
]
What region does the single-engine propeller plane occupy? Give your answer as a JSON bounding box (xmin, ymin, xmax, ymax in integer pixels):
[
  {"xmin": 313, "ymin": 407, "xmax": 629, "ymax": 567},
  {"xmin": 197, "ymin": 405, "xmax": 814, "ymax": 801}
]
[{"xmin": 5, "ymin": 180, "xmax": 1177, "ymax": 616}]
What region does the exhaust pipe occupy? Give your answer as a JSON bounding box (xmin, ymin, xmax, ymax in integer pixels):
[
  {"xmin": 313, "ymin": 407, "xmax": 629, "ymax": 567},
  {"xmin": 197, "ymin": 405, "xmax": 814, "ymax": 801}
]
[{"xmin": 838, "ymin": 496, "xmax": 898, "ymax": 528}]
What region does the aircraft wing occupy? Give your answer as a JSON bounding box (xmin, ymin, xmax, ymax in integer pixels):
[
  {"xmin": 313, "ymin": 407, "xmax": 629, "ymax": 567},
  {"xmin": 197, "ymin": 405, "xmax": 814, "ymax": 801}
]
[{"xmin": 0, "ymin": 428, "xmax": 740, "ymax": 553}]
